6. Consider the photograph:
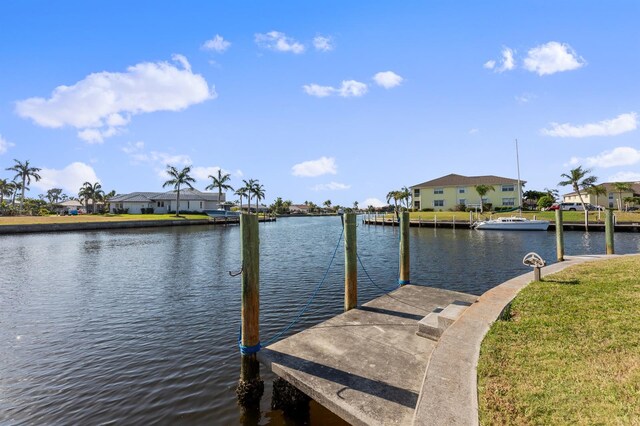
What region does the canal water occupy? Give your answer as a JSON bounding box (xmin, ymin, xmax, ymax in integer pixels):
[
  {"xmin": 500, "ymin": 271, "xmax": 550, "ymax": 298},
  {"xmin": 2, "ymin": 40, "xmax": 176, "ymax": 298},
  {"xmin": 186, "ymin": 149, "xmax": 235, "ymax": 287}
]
[{"xmin": 1, "ymin": 216, "xmax": 639, "ymax": 425}]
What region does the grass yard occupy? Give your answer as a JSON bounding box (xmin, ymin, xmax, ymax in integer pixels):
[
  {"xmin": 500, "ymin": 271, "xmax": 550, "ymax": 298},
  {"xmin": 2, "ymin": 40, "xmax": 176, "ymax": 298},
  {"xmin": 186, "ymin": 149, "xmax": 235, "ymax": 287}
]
[
  {"xmin": 0, "ymin": 214, "xmax": 211, "ymax": 225},
  {"xmin": 477, "ymin": 256, "xmax": 640, "ymax": 425}
]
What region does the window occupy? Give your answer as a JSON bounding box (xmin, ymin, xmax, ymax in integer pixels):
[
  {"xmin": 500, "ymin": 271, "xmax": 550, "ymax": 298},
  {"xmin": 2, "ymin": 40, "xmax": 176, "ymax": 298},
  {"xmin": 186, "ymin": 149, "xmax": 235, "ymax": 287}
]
[
  {"xmin": 187, "ymin": 201, "xmax": 190, "ymax": 209},
  {"xmin": 458, "ymin": 199, "xmax": 466, "ymax": 205},
  {"xmin": 200, "ymin": 201, "xmax": 203, "ymax": 209},
  {"xmin": 434, "ymin": 200, "xmax": 445, "ymax": 207},
  {"xmin": 502, "ymin": 184, "xmax": 515, "ymax": 192},
  {"xmin": 458, "ymin": 187, "xmax": 466, "ymax": 194},
  {"xmin": 414, "ymin": 188, "xmax": 420, "ymax": 196},
  {"xmin": 157, "ymin": 201, "xmax": 165, "ymax": 208},
  {"xmin": 434, "ymin": 188, "xmax": 444, "ymax": 194},
  {"xmin": 502, "ymin": 198, "xmax": 515, "ymax": 206},
  {"xmin": 414, "ymin": 201, "xmax": 421, "ymax": 210}
]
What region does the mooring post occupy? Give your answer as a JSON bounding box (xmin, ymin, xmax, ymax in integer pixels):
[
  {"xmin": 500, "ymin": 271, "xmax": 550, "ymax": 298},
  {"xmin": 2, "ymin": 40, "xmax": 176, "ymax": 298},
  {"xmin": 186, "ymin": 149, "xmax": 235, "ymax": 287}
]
[
  {"xmin": 555, "ymin": 208, "xmax": 564, "ymax": 262},
  {"xmin": 344, "ymin": 213, "xmax": 357, "ymax": 311},
  {"xmin": 399, "ymin": 211, "xmax": 410, "ymax": 285},
  {"xmin": 605, "ymin": 208, "xmax": 615, "ymax": 254},
  {"xmin": 236, "ymin": 214, "xmax": 264, "ymax": 406}
]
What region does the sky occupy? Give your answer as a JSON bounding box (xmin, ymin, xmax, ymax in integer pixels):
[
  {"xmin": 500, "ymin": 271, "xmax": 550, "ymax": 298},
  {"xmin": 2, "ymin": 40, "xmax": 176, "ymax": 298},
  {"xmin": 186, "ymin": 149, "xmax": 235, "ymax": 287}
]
[{"xmin": 1, "ymin": 1, "xmax": 639, "ymax": 208}]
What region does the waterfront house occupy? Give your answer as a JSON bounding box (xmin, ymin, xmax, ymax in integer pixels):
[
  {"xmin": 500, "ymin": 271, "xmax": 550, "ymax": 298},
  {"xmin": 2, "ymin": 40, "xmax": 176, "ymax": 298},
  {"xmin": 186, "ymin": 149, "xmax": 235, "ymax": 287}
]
[
  {"xmin": 410, "ymin": 173, "xmax": 523, "ymax": 211},
  {"xmin": 289, "ymin": 204, "xmax": 311, "ymax": 214},
  {"xmin": 108, "ymin": 189, "xmax": 224, "ymax": 214},
  {"xmin": 563, "ymin": 182, "xmax": 640, "ymax": 209}
]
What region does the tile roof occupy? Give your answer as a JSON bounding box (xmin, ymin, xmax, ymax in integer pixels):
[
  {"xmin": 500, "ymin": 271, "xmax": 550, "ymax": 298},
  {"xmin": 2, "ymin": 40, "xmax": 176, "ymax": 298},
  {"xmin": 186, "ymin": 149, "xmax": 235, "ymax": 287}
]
[
  {"xmin": 411, "ymin": 173, "xmax": 521, "ymax": 188},
  {"xmin": 563, "ymin": 182, "xmax": 640, "ymax": 197},
  {"xmin": 108, "ymin": 189, "xmax": 222, "ymax": 202}
]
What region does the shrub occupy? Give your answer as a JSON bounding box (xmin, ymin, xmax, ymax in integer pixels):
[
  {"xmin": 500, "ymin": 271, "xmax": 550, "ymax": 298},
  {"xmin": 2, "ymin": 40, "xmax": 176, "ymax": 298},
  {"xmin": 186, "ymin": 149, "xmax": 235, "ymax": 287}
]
[{"xmin": 420, "ymin": 208, "xmax": 434, "ymax": 212}]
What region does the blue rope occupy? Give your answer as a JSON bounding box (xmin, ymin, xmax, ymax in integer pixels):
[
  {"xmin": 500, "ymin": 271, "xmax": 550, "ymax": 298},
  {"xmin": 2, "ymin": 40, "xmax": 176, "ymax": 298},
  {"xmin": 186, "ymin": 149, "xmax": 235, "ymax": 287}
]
[
  {"xmin": 238, "ymin": 225, "xmax": 345, "ymax": 353},
  {"xmin": 356, "ymin": 252, "xmax": 399, "ymax": 293}
]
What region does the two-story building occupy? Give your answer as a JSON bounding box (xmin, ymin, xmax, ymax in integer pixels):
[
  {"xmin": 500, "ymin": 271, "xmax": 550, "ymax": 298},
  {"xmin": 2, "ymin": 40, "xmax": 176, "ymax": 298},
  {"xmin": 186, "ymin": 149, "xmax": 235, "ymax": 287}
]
[
  {"xmin": 562, "ymin": 182, "xmax": 640, "ymax": 209},
  {"xmin": 410, "ymin": 173, "xmax": 523, "ymax": 211}
]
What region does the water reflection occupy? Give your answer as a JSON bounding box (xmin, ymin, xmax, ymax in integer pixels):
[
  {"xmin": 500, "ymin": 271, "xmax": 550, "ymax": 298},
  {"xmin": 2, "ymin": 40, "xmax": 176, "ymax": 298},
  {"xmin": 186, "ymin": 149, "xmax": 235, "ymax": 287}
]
[{"xmin": 0, "ymin": 218, "xmax": 638, "ymax": 424}]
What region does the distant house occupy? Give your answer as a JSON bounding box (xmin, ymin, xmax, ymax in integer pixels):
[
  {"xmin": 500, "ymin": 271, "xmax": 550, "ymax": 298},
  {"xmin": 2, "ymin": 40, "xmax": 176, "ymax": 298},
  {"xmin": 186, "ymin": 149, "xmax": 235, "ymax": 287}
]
[
  {"xmin": 410, "ymin": 173, "xmax": 523, "ymax": 211},
  {"xmin": 108, "ymin": 189, "xmax": 224, "ymax": 214},
  {"xmin": 563, "ymin": 182, "xmax": 640, "ymax": 209},
  {"xmin": 289, "ymin": 204, "xmax": 311, "ymax": 214}
]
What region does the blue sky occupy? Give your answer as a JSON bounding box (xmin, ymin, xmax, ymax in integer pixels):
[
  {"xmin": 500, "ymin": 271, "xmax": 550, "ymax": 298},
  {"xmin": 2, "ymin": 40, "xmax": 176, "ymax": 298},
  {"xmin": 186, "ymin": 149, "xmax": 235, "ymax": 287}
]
[{"xmin": 1, "ymin": 1, "xmax": 638, "ymax": 207}]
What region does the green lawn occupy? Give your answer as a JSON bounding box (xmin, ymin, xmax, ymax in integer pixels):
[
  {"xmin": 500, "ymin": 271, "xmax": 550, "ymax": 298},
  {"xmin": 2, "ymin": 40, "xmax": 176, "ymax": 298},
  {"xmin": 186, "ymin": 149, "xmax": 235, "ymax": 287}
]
[
  {"xmin": 0, "ymin": 214, "xmax": 211, "ymax": 225},
  {"xmin": 477, "ymin": 256, "xmax": 640, "ymax": 425}
]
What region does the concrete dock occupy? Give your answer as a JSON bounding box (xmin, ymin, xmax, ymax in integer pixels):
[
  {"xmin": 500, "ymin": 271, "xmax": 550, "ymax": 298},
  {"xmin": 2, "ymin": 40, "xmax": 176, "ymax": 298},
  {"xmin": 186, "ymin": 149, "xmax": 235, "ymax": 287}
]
[
  {"xmin": 257, "ymin": 285, "xmax": 477, "ymax": 426},
  {"xmin": 257, "ymin": 255, "xmax": 618, "ymax": 425}
]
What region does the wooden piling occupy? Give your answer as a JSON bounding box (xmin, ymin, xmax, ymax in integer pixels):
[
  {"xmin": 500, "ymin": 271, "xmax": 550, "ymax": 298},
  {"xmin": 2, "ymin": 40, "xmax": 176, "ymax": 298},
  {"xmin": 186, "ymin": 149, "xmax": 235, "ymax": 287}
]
[
  {"xmin": 344, "ymin": 213, "xmax": 357, "ymax": 311},
  {"xmin": 605, "ymin": 208, "xmax": 615, "ymax": 254},
  {"xmin": 399, "ymin": 212, "xmax": 410, "ymax": 285},
  {"xmin": 555, "ymin": 208, "xmax": 564, "ymax": 262},
  {"xmin": 236, "ymin": 214, "xmax": 264, "ymax": 406}
]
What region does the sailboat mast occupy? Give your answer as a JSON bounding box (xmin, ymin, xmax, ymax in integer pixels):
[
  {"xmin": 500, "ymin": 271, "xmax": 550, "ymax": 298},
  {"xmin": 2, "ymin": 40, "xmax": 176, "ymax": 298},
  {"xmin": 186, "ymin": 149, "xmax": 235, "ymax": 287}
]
[{"xmin": 515, "ymin": 139, "xmax": 522, "ymax": 212}]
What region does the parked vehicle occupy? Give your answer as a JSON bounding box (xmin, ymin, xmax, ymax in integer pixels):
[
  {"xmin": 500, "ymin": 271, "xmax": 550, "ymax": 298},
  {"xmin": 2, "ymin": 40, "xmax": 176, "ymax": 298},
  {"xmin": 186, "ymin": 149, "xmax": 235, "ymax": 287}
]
[{"xmin": 560, "ymin": 202, "xmax": 584, "ymax": 211}]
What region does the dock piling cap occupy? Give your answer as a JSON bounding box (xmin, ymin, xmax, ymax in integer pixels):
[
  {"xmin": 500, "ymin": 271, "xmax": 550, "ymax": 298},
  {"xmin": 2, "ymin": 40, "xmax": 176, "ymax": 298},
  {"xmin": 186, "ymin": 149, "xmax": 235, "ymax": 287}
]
[{"xmin": 523, "ymin": 252, "xmax": 546, "ymax": 268}]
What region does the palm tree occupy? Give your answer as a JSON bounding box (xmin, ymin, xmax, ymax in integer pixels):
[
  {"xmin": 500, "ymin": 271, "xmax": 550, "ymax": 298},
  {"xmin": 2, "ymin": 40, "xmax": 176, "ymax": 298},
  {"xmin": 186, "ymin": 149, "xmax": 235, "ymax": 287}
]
[
  {"xmin": 559, "ymin": 166, "xmax": 598, "ymax": 228},
  {"xmin": 386, "ymin": 190, "xmax": 402, "ymax": 220},
  {"xmin": 81, "ymin": 182, "xmax": 104, "ymax": 213},
  {"xmin": 400, "ymin": 186, "xmax": 411, "ymax": 209},
  {"xmin": 474, "ymin": 185, "xmax": 495, "ymax": 213},
  {"xmin": 323, "ymin": 200, "xmax": 332, "ymax": 211},
  {"xmin": 9, "ymin": 180, "xmax": 21, "ymax": 207},
  {"xmin": 163, "ymin": 165, "xmax": 195, "ymax": 217},
  {"xmin": 6, "ymin": 159, "xmax": 41, "ymax": 213},
  {"xmin": 0, "ymin": 178, "xmax": 11, "ymax": 205},
  {"xmin": 234, "ymin": 187, "xmax": 248, "ymax": 212},
  {"xmin": 104, "ymin": 190, "xmax": 117, "ymax": 213},
  {"xmin": 353, "ymin": 201, "xmax": 359, "ymax": 211},
  {"xmin": 612, "ymin": 182, "xmax": 632, "ymax": 211},
  {"xmin": 78, "ymin": 182, "xmax": 93, "ymax": 213},
  {"xmin": 242, "ymin": 179, "xmax": 257, "ymax": 212},
  {"xmin": 205, "ymin": 169, "xmax": 234, "ymax": 209},
  {"xmin": 253, "ymin": 181, "xmax": 265, "ymax": 215}
]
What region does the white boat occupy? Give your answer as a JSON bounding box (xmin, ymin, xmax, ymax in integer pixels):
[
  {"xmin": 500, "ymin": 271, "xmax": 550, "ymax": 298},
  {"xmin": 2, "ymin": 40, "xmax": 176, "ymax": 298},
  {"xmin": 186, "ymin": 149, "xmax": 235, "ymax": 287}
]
[
  {"xmin": 473, "ymin": 139, "xmax": 550, "ymax": 231},
  {"xmin": 473, "ymin": 216, "xmax": 550, "ymax": 231}
]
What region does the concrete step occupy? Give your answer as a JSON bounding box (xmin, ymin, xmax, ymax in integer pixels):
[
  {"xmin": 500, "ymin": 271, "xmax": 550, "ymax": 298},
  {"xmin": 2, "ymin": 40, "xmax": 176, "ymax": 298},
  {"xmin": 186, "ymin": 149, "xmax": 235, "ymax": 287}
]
[
  {"xmin": 416, "ymin": 312, "xmax": 442, "ymax": 341},
  {"xmin": 416, "ymin": 301, "xmax": 472, "ymax": 341}
]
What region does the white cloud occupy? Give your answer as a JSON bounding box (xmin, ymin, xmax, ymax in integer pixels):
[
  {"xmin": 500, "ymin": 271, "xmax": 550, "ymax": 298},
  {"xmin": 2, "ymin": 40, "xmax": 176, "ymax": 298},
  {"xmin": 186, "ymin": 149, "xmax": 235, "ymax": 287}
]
[
  {"xmin": 122, "ymin": 141, "xmax": 192, "ymax": 178},
  {"xmin": 338, "ymin": 80, "xmax": 368, "ymax": 97},
  {"xmin": 515, "ymin": 93, "xmax": 537, "ymax": 104},
  {"xmin": 33, "ymin": 162, "xmax": 100, "ymax": 193},
  {"xmin": 608, "ymin": 171, "xmax": 640, "ymax": 182},
  {"xmin": 202, "ymin": 34, "xmax": 231, "ymax": 53},
  {"xmin": 311, "ymin": 181, "xmax": 351, "ymax": 191},
  {"xmin": 483, "ymin": 60, "xmax": 496, "ymax": 70},
  {"xmin": 0, "ymin": 134, "xmax": 15, "ymax": 154},
  {"xmin": 291, "ymin": 156, "xmax": 337, "ymax": 177},
  {"xmin": 568, "ymin": 146, "xmax": 640, "ymax": 168},
  {"xmin": 523, "ymin": 41, "xmax": 585, "ymax": 76},
  {"xmin": 485, "ymin": 47, "xmax": 515, "ymax": 73},
  {"xmin": 303, "ymin": 80, "xmax": 368, "ymax": 98},
  {"xmin": 303, "ymin": 84, "xmax": 335, "ymax": 98},
  {"xmin": 313, "ymin": 35, "xmax": 333, "ymax": 52},
  {"xmin": 362, "ymin": 197, "xmax": 385, "ymax": 208},
  {"xmin": 500, "ymin": 47, "xmax": 515, "ymax": 72},
  {"xmin": 468, "ymin": 128, "xmax": 479, "ymax": 134},
  {"xmin": 373, "ymin": 71, "xmax": 403, "ymax": 89},
  {"xmin": 255, "ymin": 31, "xmax": 305, "ymax": 54},
  {"xmin": 542, "ymin": 112, "xmax": 637, "ymax": 138},
  {"xmin": 16, "ymin": 55, "xmax": 215, "ymax": 143},
  {"xmin": 192, "ymin": 166, "xmax": 221, "ymax": 181}
]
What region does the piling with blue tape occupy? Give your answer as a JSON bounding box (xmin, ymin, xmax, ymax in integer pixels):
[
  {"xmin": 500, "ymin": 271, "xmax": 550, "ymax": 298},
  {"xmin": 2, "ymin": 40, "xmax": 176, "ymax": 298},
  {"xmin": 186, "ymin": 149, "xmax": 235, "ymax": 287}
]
[
  {"xmin": 399, "ymin": 211, "xmax": 410, "ymax": 285},
  {"xmin": 236, "ymin": 213, "xmax": 264, "ymax": 406},
  {"xmin": 344, "ymin": 213, "xmax": 357, "ymax": 311}
]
